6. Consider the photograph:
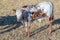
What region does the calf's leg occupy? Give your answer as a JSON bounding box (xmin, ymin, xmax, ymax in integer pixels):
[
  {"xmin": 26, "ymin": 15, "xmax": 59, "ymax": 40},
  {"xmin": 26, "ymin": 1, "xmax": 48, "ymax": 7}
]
[
  {"xmin": 27, "ymin": 25, "xmax": 30, "ymax": 37},
  {"xmin": 24, "ymin": 22, "xmax": 30, "ymax": 37},
  {"xmin": 48, "ymin": 15, "xmax": 54, "ymax": 34},
  {"xmin": 49, "ymin": 20, "xmax": 52, "ymax": 34}
]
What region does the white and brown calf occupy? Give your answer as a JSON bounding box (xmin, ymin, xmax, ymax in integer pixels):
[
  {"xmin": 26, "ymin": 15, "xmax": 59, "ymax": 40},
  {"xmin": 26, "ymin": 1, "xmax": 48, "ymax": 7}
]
[{"xmin": 12, "ymin": 1, "xmax": 54, "ymax": 37}]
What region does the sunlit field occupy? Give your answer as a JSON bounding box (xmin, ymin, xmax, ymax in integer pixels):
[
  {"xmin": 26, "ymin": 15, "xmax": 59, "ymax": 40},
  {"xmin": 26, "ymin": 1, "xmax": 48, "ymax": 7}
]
[{"xmin": 0, "ymin": 0, "xmax": 60, "ymax": 40}]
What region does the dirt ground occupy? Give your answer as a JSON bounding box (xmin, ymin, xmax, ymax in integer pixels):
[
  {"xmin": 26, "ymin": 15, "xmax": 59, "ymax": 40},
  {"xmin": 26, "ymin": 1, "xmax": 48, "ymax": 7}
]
[{"xmin": 0, "ymin": 0, "xmax": 60, "ymax": 40}]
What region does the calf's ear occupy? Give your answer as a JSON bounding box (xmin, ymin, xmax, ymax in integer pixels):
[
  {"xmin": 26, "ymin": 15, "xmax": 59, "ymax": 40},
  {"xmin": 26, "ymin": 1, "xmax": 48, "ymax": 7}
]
[
  {"xmin": 12, "ymin": 9, "xmax": 16, "ymax": 12},
  {"xmin": 22, "ymin": 5, "xmax": 27, "ymax": 8}
]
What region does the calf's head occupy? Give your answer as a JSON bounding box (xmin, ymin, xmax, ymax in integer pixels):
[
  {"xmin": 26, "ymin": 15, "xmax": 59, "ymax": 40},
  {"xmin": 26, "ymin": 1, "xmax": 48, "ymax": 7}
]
[{"xmin": 16, "ymin": 10, "xmax": 28, "ymax": 22}]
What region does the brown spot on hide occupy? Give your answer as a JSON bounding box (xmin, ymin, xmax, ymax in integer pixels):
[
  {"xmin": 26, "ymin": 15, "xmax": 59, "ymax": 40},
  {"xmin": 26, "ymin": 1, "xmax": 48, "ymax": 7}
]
[
  {"xmin": 32, "ymin": 10, "xmax": 41, "ymax": 19},
  {"xmin": 49, "ymin": 14, "xmax": 54, "ymax": 21},
  {"xmin": 42, "ymin": 13, "xmax": 47, "ymax": 17}
]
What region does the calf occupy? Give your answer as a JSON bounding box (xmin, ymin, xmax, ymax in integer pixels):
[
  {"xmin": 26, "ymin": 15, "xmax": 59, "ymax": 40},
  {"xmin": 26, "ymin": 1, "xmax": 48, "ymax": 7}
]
[{"xmin": 12, "ymin": 1, "xmax": 54, "ymax": 37}]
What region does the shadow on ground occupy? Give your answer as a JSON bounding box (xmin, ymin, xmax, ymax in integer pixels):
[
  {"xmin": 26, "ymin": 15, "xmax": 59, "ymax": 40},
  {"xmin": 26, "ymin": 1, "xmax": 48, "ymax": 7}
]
[
  {"xmin": 52, "ymin": 18, "xmax": 60, "ymax": 32},
  {"xmin": 30, "ymin": 18, "xmax": 60, "ymax": 37},
  {"xmin": 30, "ymin": 25, "xmax": 49, "ymax": 37},
  {"xmin": 0, "ymin": 15, "xmax": 22, "ymax": 34},
  {"xmin": 0, "ymin": 16, "xmax": 60, "ymax": 37},
  {"xmin": 0, "ymin": 16, "xmax": 17, "ymax": 26}
]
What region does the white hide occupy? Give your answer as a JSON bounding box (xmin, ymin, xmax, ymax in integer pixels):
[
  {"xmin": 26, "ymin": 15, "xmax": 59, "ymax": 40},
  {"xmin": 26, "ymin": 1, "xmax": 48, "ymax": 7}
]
[
  {"xmin": 16, "ymin": 9, "xmax": 22, "ymax": 19},
  {"xmin": 30, "ymin": 7, "xmax": 37, "ymax": 12},
  {"xmin": 36, "ymin": 1, "xmax": 53, "ymax": 22},
  {"xmin": 15, "ymin": 7, "xmax": 32, "ymax": 26},
  {"xmin": 16, "ymin": 8, "xmax": 28, "ymax": 19},
  {"xmin": 16, "ymin": 6, "xmax": 37, "ymax": 19},
  {"xmin": 36, "ymin": 1, "xmax": 53, "ymax": 18}
]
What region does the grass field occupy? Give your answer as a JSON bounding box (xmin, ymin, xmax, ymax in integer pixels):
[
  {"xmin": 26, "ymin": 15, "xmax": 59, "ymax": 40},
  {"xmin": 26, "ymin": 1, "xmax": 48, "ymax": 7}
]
[{"xmin": 0, "ymin": 0, "xmax": 60, "ymax": 40}]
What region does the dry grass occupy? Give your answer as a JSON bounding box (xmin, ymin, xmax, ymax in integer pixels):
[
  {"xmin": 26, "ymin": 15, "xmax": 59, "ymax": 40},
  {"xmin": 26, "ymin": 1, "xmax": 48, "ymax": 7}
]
[{"xmin": 0, "ymin": 0, "xmax": 60, "ymax": 40}]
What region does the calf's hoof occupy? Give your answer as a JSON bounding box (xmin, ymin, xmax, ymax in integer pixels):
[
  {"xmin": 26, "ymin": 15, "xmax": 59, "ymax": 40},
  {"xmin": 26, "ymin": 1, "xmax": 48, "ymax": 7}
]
[{"xmin": 26, "ymin": 32, "xmax": 30, "ymax": 37}]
